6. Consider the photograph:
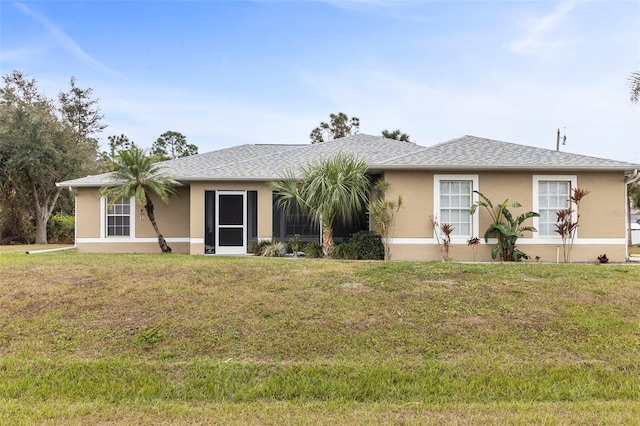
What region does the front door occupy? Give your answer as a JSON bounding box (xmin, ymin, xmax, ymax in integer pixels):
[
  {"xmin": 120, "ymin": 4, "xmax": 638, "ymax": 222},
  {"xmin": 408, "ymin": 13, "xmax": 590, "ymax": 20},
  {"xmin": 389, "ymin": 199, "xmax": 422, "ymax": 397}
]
[{"xmin": 216, "ymin": 191, "xmax": 246, "ymax": 255}]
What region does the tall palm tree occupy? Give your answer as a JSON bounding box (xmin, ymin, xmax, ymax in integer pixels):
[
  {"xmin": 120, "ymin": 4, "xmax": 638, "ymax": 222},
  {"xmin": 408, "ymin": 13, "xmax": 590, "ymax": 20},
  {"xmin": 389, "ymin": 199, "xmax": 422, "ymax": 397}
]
[
  {"xmin": 272, "ymin": 154, "xmax": 370, "ymax": 256},
  {"xmin": 99, "ymin": 146, "xmax": 175, "ymax": 253},
  {"xmin": 631, "ymin": 71, "xmax": 640, "ymax": 103}
]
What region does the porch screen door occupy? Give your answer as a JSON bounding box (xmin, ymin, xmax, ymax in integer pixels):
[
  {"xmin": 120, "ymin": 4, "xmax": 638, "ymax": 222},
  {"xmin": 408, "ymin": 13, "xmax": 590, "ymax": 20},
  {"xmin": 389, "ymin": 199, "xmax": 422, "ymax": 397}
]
[{"xmin": 216, "ymin": 191, "xmax": 246, "ymax": 254}]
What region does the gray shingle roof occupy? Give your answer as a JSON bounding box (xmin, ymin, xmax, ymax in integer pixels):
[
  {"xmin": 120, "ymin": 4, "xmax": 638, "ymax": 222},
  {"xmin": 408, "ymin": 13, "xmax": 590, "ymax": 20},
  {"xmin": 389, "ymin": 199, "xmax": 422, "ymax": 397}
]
[
  {"xmin": 380, "ymin": 135, "xmax": 638, "ymax": 170},
  {"xmin": 58, "ymin": 134, "xmax": 639, "ymax": 187},
  {"xmin": 171, "ymin": 134, "xmax": 423, "ymax": 180}
]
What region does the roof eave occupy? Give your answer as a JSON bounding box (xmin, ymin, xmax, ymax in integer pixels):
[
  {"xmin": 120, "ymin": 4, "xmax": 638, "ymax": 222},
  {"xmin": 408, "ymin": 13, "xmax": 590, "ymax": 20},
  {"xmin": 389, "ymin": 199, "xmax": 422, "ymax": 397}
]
[
  {"xmin": 374, "ymin": 164, "xmax": 639, "ymax": 172},
  {"xmin": 56, "ymin": 180, "xmax": 186, "ymax": 188}
]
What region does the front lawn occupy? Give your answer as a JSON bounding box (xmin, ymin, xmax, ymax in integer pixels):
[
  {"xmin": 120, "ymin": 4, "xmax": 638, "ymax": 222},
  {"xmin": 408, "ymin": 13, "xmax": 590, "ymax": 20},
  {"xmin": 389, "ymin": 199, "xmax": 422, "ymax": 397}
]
[
  {"xmin": 0, "ymin": 252, "xmax": 639, "ymax": 424},
  {"xmin": 0, "ymin": 244, "xmax": 73, "ymax": 254}
]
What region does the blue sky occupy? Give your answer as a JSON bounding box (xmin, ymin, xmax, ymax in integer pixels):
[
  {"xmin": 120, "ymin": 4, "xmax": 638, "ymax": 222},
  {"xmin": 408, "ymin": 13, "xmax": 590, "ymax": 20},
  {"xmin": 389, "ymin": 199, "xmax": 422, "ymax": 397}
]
[{"xmin": 1, "ymin": 0, "xmax": 639, "ymax": 163}]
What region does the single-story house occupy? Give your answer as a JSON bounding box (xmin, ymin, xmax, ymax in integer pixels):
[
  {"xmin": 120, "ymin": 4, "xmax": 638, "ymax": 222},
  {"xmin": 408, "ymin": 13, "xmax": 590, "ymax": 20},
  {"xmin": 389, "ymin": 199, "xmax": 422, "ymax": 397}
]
[{"xmin": 58, "ymin": 134, "xmax": 640, "ymax": 262}]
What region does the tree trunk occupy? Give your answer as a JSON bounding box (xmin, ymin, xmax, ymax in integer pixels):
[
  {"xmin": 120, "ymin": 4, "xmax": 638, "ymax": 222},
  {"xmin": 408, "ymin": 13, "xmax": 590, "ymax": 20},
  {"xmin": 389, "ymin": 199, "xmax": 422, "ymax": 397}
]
[
  {"xmin": 28, "ymin": 177, "xmax": 62, "ymax": 245},
  {"xmin": 145, "ymin": 193, "xmax": 172, "ymax": 253},
  {"xmin": 322, "ymin": 224, "xmax": 333, "ymax": 257},
  {"xmin": 34, "ymin": 212, "xmax": 48, "ymax": 244}
]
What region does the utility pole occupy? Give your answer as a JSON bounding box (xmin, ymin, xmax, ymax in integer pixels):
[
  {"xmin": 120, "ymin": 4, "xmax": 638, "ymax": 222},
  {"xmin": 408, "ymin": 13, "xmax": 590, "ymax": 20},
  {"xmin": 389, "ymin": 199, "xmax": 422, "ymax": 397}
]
[{"xmin": 556, "ymin": 128, "xmax": 566, "ymax": 151}]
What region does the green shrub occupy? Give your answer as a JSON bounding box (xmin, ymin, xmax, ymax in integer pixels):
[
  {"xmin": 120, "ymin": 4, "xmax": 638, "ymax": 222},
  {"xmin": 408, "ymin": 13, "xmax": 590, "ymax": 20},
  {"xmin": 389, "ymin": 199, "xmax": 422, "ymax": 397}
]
[
  {"xmin": 303, "ymin": 241, "xmax": 323, "ymax": 258},
  {"xmin": 47, "ymin": 214, "xmax": 75, "ymax": 244},
  {"xmin": 330, "ymin": 242, "xmax": 358, "ymax": 260},
  {"xmin": 261, "ymin": 242, "xmax": 287, "ymax": 257},
  {"xmin": 350, "ymin": 230, "xmax": 384, "ymax": 260},
  {"xmin": 289, "ymin": 234, "xmax": 302, "ymax": 255},
  {"xmin": 250, "ymin": 240, "xmax": 272, "ymax": 255}
]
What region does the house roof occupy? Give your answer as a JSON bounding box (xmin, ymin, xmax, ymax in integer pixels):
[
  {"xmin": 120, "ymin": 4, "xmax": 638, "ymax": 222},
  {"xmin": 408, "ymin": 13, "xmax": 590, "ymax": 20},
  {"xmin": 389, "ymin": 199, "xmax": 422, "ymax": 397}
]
[
  {"xmin": 381, "ymin": 135, "xmax": 639, "ymax": 171},
  {"xmin": 58, "ymin": 134, "xmax": 640, "ymax": 187}
]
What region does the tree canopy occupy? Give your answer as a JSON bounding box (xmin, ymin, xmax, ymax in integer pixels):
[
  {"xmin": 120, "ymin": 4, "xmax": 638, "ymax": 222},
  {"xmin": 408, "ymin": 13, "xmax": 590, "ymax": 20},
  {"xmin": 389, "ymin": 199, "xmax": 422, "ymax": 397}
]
[
  {"xmin": 381, "ymin": 129, "xmax": 411, "ymax": 142},
  {"xmin": 99, "ymin": 146, "xmax": 175, "ymax": 253},
  {"xmin": 309, "ymin": 112, "xmax": 360, "ymax": 144},
  {"xmin": 309, "ymin": 113, "xmax": 412, "ymax": 144},
  {"xmin": 151, "ymin": 131, "xmax": 198, "ymax": 161},
  {"xmin": 0, "ymin": 70, "xmax": 103, "ymax": 243},
  {"xmin": 630, "ymin": 71, "xmax": 640, "ymax": 104}
]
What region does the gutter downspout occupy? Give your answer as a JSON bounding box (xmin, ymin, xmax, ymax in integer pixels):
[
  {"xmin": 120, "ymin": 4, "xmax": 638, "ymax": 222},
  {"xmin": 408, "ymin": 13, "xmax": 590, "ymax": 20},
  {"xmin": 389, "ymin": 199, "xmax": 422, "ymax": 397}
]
[
  {"xmin": 625, "ymin": 169, "xmax": 639, "ymax": 259},
  {"xmin": 72, "ymin": 186, "xmax": 78, "ymax": 251},
  {"xmin": 26, "ymin": 246, "xmax": 76, "ymax": 254}
]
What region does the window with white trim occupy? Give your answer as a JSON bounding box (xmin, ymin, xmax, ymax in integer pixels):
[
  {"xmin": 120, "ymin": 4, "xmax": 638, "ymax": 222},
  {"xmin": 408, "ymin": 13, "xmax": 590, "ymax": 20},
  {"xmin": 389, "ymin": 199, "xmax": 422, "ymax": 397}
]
[
  {"xmin": 533, "ymin": 176, "xmax": 577, "ymax": 237},
  {"xmin": 434, "ymin": 175, "xmax": 479, "ymax": 240},
  {"xmin": 106, "ymin": 196, "xmax": 131, "ymax": 236}
]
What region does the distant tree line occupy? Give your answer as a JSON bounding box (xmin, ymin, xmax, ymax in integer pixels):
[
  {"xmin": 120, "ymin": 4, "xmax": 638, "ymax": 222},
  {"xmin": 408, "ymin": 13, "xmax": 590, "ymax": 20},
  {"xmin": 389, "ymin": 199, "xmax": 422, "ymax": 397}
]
[
  {"xmin": 309, "ymin": 112, "xmax": 411, "ymax": 143},
  {"xmin": 3, "ymin": 68, "xmax": 637, "ymax": 246}
]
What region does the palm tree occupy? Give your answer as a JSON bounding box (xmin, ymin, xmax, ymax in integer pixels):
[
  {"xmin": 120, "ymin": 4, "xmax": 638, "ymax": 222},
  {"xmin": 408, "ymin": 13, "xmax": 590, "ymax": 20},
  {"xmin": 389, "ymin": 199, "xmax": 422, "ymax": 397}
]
[
  {"xmin": 99, "ymin": 146, "xmax": 175, "ymax": 253},
  {"xmin": 631, "ymin": 71, "xmax": 640, "ymax": 103},
  {"xmin": 272, "ymin": 154, "xmax": 370, "ymax": 256}
]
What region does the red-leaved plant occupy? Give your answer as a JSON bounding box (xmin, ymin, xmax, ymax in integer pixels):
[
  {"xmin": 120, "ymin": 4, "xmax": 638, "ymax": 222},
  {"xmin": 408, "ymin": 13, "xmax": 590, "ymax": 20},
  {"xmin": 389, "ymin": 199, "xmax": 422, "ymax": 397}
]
[
  {"xmin": 555, "ymin": 187, "xmax": 590, "ymax": 263},
  {"xmin": 467, "ymin": 237, "xmax": 481, "ymax": 262},
  {"xmin": 430, "ymin": 215, "xmax": 454, "ymax": 261},
  {"xmin": 440, "ymin": 223, "xmax": 455, "ymax": 261}
]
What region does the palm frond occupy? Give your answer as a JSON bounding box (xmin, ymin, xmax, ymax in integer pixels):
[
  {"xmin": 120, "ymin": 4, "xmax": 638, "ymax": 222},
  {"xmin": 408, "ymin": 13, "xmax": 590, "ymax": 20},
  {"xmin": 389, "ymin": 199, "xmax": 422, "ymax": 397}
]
[{"xmin": 100, "ymin": 146, "xmax": 175, "ymax": 208}]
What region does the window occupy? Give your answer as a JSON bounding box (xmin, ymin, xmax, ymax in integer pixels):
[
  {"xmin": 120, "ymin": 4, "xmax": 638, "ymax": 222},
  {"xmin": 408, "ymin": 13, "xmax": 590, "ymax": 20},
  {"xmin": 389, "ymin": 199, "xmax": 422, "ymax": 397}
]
[
  {"xmin": 439, "ymin": 180, "xmax": 472, "ymax": 236},
  {"xmin": 284, "ymin": 213, "xmax": 318, "ymax": 237},
  {"xmin": 271, "ymin": 192, "xmax": 367, "ymax": 242},
  {"xmin": 434, "ymin": 175, "xmax": 479, "ymax": 240},
  {"xmin": 106, "ymin": 196, "xmax": 131, "ymax": 236},
  {"xmin": 272, "ymin": 193, "xmax": 319, "ymax": 241},
  {"xmin": 533, "ymin": 175, "xmax": 577, "ymax": 237}
]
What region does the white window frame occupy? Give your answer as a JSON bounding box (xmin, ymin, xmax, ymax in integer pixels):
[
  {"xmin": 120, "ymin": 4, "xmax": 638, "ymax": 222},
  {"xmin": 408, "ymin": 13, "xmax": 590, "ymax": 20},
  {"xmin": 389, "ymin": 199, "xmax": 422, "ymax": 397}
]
[
  {"xmin": 433, "ymin": 174, "xmax": 479, "ymax": 243},
  {"xmin": 100, "ymin": 196, "xmax": 135, "ymax": 239},
  {"xmin": 532, "ymin": 175, "xmax": 577, "ymax": 239}
]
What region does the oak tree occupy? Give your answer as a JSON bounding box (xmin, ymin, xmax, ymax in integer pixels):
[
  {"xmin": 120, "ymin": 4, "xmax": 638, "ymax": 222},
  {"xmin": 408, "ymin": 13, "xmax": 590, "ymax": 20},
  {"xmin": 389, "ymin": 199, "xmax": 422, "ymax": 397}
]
[{"xmin": 0, "ymin": 71, "xmax": 103, "ymax": 243}]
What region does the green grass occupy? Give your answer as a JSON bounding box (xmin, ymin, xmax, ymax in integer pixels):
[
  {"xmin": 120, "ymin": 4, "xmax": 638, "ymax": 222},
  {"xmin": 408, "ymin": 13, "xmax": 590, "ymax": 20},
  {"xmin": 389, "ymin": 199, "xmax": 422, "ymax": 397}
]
[
  {"xmin": 1, "ymin": 251, "xmax": 639, "ymax": 424},
  {"xmin": 0, "ymin": 243, "xmax": 73, "ymax": 253}
]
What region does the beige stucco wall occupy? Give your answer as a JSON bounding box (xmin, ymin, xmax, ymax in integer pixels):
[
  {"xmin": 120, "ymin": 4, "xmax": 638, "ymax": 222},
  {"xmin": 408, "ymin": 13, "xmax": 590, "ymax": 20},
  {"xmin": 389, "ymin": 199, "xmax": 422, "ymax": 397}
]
[
  {"xmin": 188, "ymin": 181, "xmax": 274, "ymax": 255},
  {"xmin": 384, "ymin": 170, "xmax": 628, "ymax": 263},
  {"xmin": 383, "ymin": 170, "xmax": 434, "ymax": 238},
  {"xmin": 72, "ymin": 170, "xmax": 629, "ymax": 262},
  {"xmin": 74, "ymin": 186, "xmax": 190, "ymax": 254},
  {"xmin": 76, "ymin": 242, "xmax": 190, "ymax": 254},
  {"xmin": 577, "ymin": 173, "xmax": 626, "ymax": 238},
  {"xmin": 76, "ymin": 187, "xmax": 101, "ymax": 238},
  {"xmin": 137, "ymin": 187, "xmax": 190, "ymax": 239},
  {"xmin": 389, "ymin": 241, "xmax": 626, "ymax": 263}
]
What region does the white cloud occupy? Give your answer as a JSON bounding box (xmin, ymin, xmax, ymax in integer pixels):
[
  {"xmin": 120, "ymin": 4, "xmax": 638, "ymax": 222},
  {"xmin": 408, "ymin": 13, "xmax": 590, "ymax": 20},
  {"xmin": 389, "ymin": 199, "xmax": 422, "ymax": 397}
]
[
  {"xmin": 298, "ymin": 67, "xmax": 640, "ymax": 163},
  {"xmin": 96, "ymin": 84, "xmax": 320, "ymax": 152},
  {"xmin": 505, "ymin": 0, "xmax": 582, "ymax": 55},
  {"xmin": 13, "ymin": 2, "xmax": 127, "ymax": 80},
  {"xmin": 0, "ymin": 46, "xmax": 47, "ymax": 63}
]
